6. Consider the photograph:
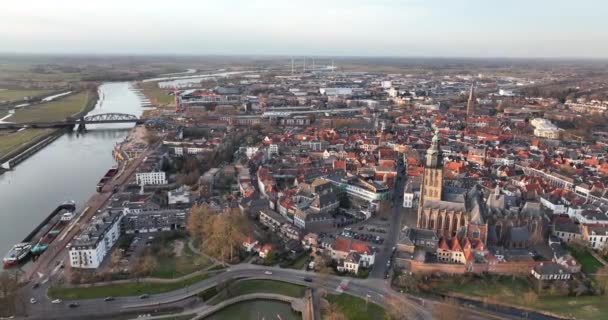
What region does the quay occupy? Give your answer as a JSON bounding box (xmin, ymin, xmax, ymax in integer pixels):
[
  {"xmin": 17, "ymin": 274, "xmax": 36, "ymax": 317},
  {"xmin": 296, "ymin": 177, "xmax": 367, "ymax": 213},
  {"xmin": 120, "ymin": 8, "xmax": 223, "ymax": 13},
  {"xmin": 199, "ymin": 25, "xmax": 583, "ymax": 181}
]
[
  {"xmin": 0, "ymin": 129, "xmax": 66, "ymax": 173},
  {"xmin": 24, "ymin": 147, "xmax": 154, "ymax": 281}
]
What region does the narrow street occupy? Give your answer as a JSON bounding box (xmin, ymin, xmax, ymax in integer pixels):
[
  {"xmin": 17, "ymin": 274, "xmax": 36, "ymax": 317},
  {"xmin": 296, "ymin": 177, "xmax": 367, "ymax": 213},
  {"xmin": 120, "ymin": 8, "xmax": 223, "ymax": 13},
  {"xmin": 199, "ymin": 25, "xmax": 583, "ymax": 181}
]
[{"xmin": 370, "ymin": 158, "xmax": 406, "ymax": 279}]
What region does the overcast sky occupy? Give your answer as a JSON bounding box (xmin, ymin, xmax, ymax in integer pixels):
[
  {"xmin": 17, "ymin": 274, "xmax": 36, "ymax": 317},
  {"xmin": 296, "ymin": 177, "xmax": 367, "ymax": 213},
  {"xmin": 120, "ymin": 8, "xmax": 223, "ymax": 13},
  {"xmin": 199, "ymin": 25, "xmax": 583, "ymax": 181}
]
[{"xmin": 1, "ymin": 0, "xmax": 606, "ymax": 58}]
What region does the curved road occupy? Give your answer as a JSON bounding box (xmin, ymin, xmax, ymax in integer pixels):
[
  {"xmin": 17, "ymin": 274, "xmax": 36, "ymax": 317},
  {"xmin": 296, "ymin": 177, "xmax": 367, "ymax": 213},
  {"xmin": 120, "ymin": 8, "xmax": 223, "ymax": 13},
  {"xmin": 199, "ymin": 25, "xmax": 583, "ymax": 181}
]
[{"xmin": 23, "ymin": 263, "xmax": 509, "ymax": 320}]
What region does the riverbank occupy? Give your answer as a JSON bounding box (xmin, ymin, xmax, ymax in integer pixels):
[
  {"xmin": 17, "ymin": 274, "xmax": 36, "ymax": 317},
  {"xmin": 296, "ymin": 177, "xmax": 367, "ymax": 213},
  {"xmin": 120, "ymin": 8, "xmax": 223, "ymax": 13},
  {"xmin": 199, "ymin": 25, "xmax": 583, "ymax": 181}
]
[
  {"xmin": 0, "ymin": 88, "xmax": 99, "ymax": 174},
  {"xmin": 0, "ymin": 82, "xmax": 144, "ymax": 256}
]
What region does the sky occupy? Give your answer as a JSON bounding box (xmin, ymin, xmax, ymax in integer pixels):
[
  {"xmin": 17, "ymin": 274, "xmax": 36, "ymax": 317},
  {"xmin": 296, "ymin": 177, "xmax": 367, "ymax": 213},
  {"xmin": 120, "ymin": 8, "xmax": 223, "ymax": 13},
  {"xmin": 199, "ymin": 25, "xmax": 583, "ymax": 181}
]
[{"xmin": 1, "ymin": 0, "xmax": 607, "ymax": 58}]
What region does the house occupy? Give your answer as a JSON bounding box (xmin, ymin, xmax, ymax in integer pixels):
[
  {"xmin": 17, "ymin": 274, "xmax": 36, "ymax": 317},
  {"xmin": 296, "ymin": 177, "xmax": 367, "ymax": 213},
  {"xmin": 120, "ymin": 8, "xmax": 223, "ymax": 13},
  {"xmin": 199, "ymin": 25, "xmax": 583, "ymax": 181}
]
[
  {"xmin": 552, "ymin": 221, "xmax": 582, "ymax": 243},
  {"xmin": 531, "ymin": 262, "xmax": 572, "ymax": 290},
  {"xmin": 582, "ymin": 225, "xmax": 608, "ymax": 250},
  {"xmin": 330, "ymin": 237, "xmax": 375, "ymax": 268},
  {"xmin": 243, "ymin": 237, "xmax": 259, "ymax": 253},
  {"xmin": 259, "ymin": 244, "xmax": 273, "ymax": 259},
  {"xmin": 259, "ymin": 209, "xmax": 287, "ymax": 231},
  {"xmin": 302, "ymin": 233, "xmax": 319, "ymax": 250},
  {"xmin": 337, "ymin": 252, "xmax": 361, "ymax": 274}
]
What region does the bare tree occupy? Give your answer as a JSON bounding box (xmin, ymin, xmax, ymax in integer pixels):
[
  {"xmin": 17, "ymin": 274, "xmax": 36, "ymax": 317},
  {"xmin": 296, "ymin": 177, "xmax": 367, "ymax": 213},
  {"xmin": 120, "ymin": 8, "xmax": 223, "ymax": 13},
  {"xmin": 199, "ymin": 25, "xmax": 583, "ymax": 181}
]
[
  {"xmin": 384, "ymin": 296, "xmax": 414, "ymax": 320},
  {"xmin": 109, "ymin": 249, "xmax": 124, "ymax": 272},
  {"xmin": 434, "ymin": 297, "xmax": 463, "ymax": 320},
  {"xmin": 595, "ymin": 265, "xmax": 608, "ymax": 295},
  {"xmin": 0, "ymin": 271, "xmax": 19, "ymax": 317},
  {"xmin": 133, "ymin": 252, "xmax": 158, "ymax": 281},
  {"xmin": 522, "ymin": 291, "xmax": 538, "ymax": 308},
  {"xmin": 323, "ymin": 301, "xmax": 346, "ymax": 320}
]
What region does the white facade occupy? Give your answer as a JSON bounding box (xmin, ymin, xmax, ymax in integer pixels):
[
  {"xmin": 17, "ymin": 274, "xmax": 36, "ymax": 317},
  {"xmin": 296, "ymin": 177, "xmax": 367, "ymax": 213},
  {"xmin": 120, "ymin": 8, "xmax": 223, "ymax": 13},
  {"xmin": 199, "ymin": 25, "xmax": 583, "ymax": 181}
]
[
  {"xmin": 245, "ymin": 147, "xmax": 259, "ymax": 159},
  {"xmin": 531, "ymin": 118, "xmax": 561, "ymax": 139},
  {"xmin": 403, "ymin": 192, "xmax": 414, "ymax": 208},
  {"xmin": 540, "ymin": 197, "xmax": 566, "ymax": 214},
  {"xmin": 587, "ymin": 229, "xmax": 608, "ymax": 250},
  {"xmin": 69, "ymin": 213, "xmax": 122, "ymax": 269},
  {"xmin": 268, "ymin": 144, "xmax": 279, "ymax": 156},
  {"xmin": 136, "ymin": 171, "xmax": 167, "ymax": 185}
]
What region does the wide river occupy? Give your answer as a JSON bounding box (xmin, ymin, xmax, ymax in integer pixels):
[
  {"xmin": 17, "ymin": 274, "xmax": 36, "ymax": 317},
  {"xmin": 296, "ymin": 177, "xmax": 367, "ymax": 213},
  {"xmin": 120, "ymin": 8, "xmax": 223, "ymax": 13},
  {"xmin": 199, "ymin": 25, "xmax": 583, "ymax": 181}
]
[{"xmin": 0, "ymin": 82, "xmax": 143, "ymax": 255}]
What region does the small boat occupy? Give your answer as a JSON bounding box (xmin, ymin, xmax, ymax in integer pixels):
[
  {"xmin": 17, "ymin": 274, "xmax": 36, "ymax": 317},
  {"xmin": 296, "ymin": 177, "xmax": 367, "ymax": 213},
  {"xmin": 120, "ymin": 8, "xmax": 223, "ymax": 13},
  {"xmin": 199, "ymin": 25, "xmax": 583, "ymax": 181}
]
[{"xmin": 3, "ymin": 242, "xmax": 32, "ymax": 268}]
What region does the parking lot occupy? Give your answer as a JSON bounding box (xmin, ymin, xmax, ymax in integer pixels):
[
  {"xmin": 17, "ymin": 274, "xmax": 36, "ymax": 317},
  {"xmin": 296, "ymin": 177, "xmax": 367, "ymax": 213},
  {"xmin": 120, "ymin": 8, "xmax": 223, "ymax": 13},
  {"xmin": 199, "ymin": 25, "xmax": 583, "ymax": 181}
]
[{"xmin": 339, "ymin": 227, "xmax": 386, "ymax": 245}]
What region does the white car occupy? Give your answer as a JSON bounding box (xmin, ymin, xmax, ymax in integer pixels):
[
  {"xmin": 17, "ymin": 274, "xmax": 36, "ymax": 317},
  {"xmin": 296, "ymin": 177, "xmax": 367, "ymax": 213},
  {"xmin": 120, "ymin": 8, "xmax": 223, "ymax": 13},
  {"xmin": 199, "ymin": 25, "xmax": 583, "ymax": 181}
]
[
  {"xmin": 264, "ymin": 271, "xmax": 273, "ymax": 275},
  {"xmin": 51, "ymin": 299, "xmax": 62, "ymax": 304},
  {"xmin": 29, "ymin": 298, "xmax": 37, "ymax": 304}
]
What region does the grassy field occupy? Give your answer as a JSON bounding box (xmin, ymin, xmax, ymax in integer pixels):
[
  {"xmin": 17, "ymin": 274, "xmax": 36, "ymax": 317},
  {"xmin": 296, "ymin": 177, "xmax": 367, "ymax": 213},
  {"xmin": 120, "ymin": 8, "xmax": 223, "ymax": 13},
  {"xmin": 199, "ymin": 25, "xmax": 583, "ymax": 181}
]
[
  {"xmin": 432, "ymin": 276, "xmax": 607, "ymax": 320},
  {"xmin": 149, "ymin": 238, "xmax": 213, "ymax": 279},
  {"xmin": 325, "ymin": 294, "xmax": 385, "ymax": 320},
  {"xmin": 9, "ymin": 91, "xmax": 89, "ymax": 123},
  {"xmin": 48, "ymin": 272, "xmax": 212, "ymax": 300},
  {"xmin": 0, "ymin": 89, "xmax": 53, "ymax": 102},
  {"xmin": 209, "ymin": 279, "xmax": 307, "ymax": 305},
  {"xmin": 0, "ymin": 129, "xmax": 53, "ymax": 157},
  {"xmin": 569, "ymin": 248, "xmax": 603, "ymax": 274},
  {"xmin": 229, "ymin": 280, "xmax": 306, "ymax": 298},
  {"xmin": 286, "ymin": 254, "xmax": 310, "ymax": 270},
  {"xmin": 140, "ymin": 82, "xmax": 175, "ymax": 106}
]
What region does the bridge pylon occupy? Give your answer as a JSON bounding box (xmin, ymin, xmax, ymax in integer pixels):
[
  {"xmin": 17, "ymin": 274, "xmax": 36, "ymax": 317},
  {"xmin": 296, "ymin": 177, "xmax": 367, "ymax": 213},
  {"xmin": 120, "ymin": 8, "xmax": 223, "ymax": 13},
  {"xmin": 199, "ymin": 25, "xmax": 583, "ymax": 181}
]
[{"xmin": 77, "ymin": 117, "xmax": 86, "ymax": 133}]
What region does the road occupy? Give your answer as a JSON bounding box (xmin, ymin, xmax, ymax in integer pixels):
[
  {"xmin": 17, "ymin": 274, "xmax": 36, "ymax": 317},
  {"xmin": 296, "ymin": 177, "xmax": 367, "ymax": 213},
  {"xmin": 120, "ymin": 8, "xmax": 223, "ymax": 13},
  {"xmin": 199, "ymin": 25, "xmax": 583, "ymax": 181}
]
[
  {"xmin": 370, "ymin": 157, "xmax": 406, "ymax": 279},
  {"xmin": 23, "ymin": 264, "xmax": 506, "ymax": 320}
]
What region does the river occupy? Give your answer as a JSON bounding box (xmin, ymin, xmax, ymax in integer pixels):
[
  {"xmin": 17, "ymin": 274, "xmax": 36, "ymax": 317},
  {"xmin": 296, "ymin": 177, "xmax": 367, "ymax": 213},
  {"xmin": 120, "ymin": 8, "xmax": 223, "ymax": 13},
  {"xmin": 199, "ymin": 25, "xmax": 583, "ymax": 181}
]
[{"xmin": 0, "ymin": 82, "xmax": 143, "ymax": 255}]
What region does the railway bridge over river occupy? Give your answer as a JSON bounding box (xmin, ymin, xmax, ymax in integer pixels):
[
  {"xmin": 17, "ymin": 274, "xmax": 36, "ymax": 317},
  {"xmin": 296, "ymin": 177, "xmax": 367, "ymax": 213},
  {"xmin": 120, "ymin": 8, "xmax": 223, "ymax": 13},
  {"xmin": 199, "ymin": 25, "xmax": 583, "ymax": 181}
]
[{"xmin": 0, "ymin": 112, "xmax": 142, "ymax": 131}]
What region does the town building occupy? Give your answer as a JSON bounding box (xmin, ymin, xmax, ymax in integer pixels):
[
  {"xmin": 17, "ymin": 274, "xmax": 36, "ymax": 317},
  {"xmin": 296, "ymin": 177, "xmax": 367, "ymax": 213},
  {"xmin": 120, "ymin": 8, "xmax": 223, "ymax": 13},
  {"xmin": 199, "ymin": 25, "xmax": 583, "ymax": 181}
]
[{"xmin": 68, "ymin": 210, "xmax": 122, "ymax": 269}]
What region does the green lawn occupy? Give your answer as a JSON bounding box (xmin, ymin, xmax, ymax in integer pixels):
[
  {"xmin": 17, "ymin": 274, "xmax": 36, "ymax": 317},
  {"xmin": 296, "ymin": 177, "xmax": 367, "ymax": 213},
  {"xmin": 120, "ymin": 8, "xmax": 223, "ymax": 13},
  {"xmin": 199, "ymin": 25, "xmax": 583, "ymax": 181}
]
[
  {"xmin": 210, "ymin": 280, "xmax": 306, "ymax": 305},
  {"xmin": 140, "ymin": 82, "xmax": 175, "ymax": 106},
  {"xmin": 48, "ymin": 272, "xmax": 212, "ymax": 300},
  {"xmin": 0, "ymin": 89, "xmax": 53, "ymax": 102},
  {"xmin": 325, "ymin": 294, "xmax": 385, "ymax": 320},
  {"xmin": 287, "ymin": 254, "xmax": 311, "ymax": 270},
  {"xmin": 10, "ymin": 91, "xmax": 89, "ymax": 123},
  {"xmin": 569, "ymin": 248, "xmax": 603, "ymax": 274},
  {"xmin": 0, "ymin": 129, "xmax": 53, "ymax": 157},
  {"xmin": 148, "ymin": 237, "xmax": 213, "ymax": 279},
  {"xmin": 432, "ymin": 275, "xmax": 530, "ymax": 298},
  {"xmin": 432, "ymin": 275, "xmax": 608, "ymax": 320},
  {"xmin": 229, "ymin": 280, "xmax": 306, "ymax": 298}
]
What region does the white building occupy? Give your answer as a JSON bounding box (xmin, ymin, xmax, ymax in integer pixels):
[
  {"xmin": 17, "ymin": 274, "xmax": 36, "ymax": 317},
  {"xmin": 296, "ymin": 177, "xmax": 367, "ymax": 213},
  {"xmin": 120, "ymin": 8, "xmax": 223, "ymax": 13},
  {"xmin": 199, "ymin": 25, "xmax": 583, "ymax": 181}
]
[
  {"xmin": 530, "ymin": 118, "xmax": 561, "ymax": 139},
  {"xmin": 585, "ymin": 226, "xmax": 608, "ymax": 250},
  {"xmin": 68, "ymin": 210, "xmax": 122, "ymax": 269},
  {"xmin": 245, "ymin": 146, "xmax": 259, "ymax": 159},
  {"xmin": 168, "ymin": 187, "xmax": 191, "ymax": 206},
  {"xmin": 268, "ymin": 144, "xmax": 279, "ymax": 156},
  {"xmin": 403, "ymin": 181, "xmax": 415, "ymax": 208},
  {"xmin": 136, "ymin": 171, "xmax": 167, "ymax": 185}
]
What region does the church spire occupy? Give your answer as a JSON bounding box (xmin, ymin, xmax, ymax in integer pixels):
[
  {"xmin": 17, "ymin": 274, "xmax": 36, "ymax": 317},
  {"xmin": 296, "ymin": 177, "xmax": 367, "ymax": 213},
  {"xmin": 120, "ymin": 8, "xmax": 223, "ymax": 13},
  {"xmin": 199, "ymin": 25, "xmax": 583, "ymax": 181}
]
[{"xmin": 466, "ymin": 83, "xmax": 475, "ymax": 118}]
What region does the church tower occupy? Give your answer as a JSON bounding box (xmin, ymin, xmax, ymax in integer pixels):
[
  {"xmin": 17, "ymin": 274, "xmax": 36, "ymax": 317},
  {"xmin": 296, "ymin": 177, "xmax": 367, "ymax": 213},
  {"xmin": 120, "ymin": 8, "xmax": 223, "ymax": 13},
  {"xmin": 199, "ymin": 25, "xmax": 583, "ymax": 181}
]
[
  {"xmin": 417, "ymin": 131, "xmax": 444, "ymax": 229},
  {"xmin": 466, "ymin": 84, "xmax": 475, "ymax": 118},
  {"xmin": 417, "ymin": 131, "xmax": 444, "ymax": 213}
]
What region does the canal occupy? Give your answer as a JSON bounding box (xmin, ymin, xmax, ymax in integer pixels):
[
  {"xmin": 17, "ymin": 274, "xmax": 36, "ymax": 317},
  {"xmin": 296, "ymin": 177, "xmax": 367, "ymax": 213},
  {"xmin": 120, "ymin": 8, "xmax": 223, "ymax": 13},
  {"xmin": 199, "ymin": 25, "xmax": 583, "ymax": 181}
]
[{"xmin": 0, "ymin": 82, "xmax": 143, "ymax": 255}]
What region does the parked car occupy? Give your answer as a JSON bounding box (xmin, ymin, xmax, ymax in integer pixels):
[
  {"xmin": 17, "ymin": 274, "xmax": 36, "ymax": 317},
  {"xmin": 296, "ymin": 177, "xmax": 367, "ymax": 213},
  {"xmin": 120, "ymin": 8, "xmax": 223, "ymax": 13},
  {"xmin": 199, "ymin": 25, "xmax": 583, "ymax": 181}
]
[
  {"xmin": 104, "ymin": 296, "xmax": 115, "ymax": 302},
  {"xmin": 51, "ymin": 299, "xmax": 62, "ymax": 304},
  {"xmin": 304, "ymin": 277, "xmax": 313, "ymax": 282},
  {"xmin": 68, "ymin": 303, "xmax": 79, "ymax": 308},
  {"xmin": 139, "ymin": 294, "xmax": 149, "ymax": 299}
]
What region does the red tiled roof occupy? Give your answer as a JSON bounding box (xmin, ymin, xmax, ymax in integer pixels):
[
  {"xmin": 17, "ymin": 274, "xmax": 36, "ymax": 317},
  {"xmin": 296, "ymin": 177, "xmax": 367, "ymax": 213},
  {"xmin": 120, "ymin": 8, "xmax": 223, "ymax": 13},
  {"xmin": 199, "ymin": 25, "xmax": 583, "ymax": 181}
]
[
  {"xmin": 450, "ymin": 237, "xmax": 462, "ymax": 252},
  {"xmin": 438, "ymin": 237, "xmax": 450, "ymax": 251}
]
